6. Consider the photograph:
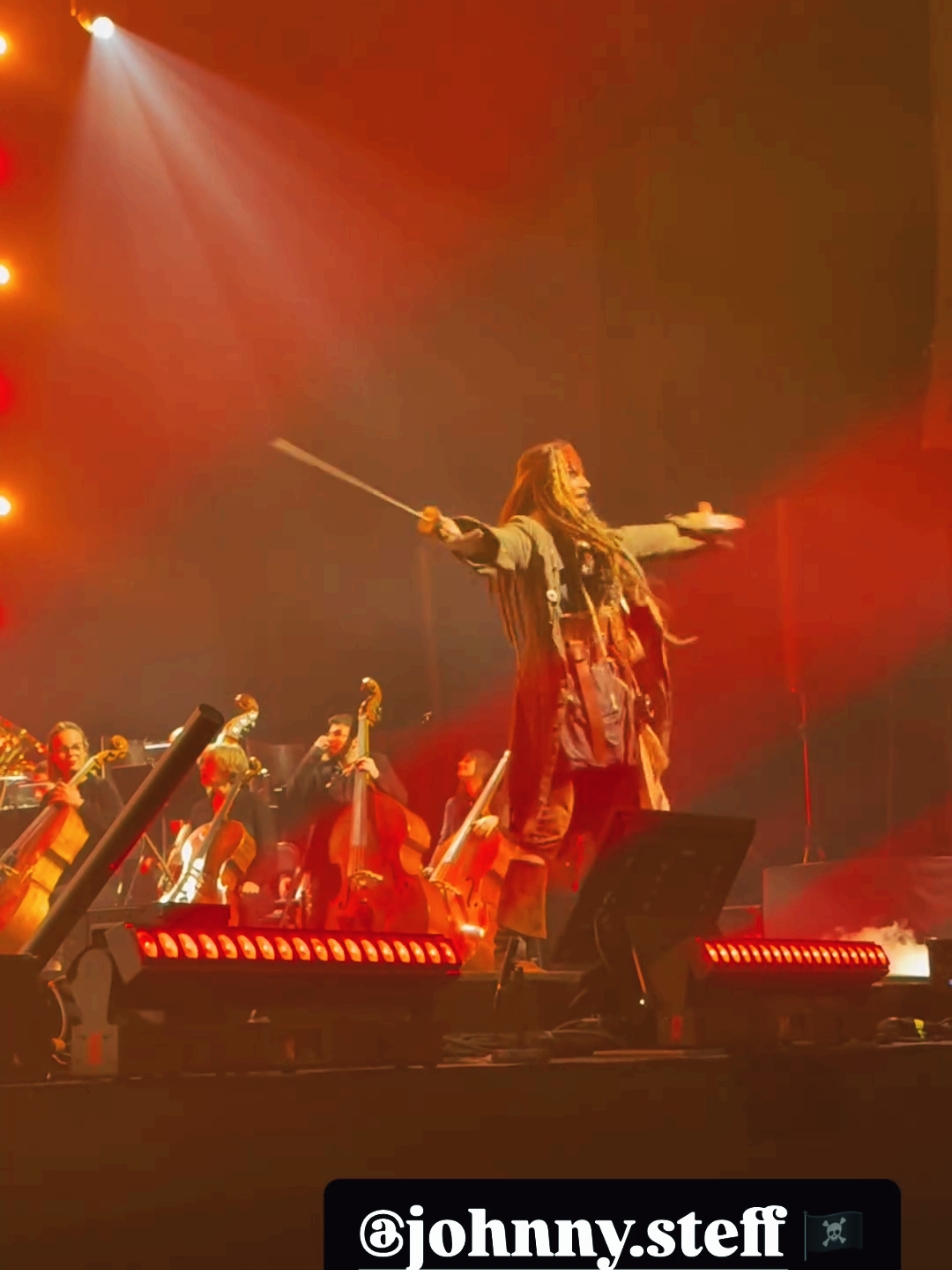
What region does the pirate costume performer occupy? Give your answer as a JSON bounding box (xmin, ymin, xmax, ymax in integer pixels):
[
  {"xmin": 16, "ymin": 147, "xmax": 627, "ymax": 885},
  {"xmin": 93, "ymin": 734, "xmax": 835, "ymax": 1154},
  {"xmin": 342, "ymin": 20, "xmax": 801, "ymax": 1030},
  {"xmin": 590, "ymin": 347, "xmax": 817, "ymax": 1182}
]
[{"xmin": 418, "ymin": 440, "xmax": 743, "ymax": 950}]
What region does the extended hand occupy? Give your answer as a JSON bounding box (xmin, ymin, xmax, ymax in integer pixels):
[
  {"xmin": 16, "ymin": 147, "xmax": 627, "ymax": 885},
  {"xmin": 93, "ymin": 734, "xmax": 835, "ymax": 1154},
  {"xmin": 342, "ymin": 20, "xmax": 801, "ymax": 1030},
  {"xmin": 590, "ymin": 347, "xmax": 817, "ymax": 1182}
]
[
  {"xmin": 666, "ymin": 501, "xmax": 745, "ymax": 539},
  {"xmin": 417, "ymin": 505, "xmax": 462, "ymax": 543},
  {"xmin": 472, "ymin": 814, "xmax": 500, "ymax": 838},
  {"xmin": 50, "ymin": 782, "xmax": 83, "ymax": 809}
]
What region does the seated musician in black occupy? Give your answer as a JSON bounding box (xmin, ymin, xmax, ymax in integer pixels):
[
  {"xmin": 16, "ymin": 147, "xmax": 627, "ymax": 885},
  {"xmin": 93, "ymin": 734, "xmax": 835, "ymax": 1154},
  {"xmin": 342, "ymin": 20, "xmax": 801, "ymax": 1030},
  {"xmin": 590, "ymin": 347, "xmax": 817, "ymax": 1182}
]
[
  {"xmin": 438, "ymin": 749, "xmax": 506, "ymax": 844},
  {"xmin": 172, "ymin": 743, "xmax": 277, "ymax": 920},
  {"xmin": 43, "ymin": 722, "xmax": 124, "ymax": 893},
  {"xmin": 282, "ymin": 713, "xmax": 407, "ymax": 926}
]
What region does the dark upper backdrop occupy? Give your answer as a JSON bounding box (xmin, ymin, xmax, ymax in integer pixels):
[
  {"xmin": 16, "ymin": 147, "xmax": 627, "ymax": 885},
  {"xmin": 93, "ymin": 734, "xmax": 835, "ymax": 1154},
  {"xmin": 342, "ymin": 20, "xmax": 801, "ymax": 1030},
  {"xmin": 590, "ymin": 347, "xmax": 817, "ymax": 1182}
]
[{"xmin": 0, "ymin": 0, "xmax": 948, "ymax": 891}]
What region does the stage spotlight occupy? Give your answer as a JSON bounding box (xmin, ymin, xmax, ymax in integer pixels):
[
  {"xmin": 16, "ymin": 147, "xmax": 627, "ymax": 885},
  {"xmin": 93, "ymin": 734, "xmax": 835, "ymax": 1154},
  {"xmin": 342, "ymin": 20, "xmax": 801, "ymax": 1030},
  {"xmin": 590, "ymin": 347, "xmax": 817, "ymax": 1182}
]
[
  {"xmin": 0, "ymin": 36, "xmax": 9, "ymax": 57},
  {"xmin": 0, "ymin": 497, "xmax": 12, "ymax": 518},
  {"xmin": 0, "ymin": 265, "xmax": 11, "ymax": 287},
  {"xmin": 74, "ymin": 10, "xmax": 115, "ymax": 39}
]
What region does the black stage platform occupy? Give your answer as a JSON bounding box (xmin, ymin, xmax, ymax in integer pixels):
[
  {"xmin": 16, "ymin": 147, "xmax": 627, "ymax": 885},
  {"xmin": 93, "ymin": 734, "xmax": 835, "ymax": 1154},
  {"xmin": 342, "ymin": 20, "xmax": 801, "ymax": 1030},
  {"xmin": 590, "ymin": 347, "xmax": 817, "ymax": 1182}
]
[{"xmin": 0, "ymin": 1041, "xmax": 949, "ymax": 1269}]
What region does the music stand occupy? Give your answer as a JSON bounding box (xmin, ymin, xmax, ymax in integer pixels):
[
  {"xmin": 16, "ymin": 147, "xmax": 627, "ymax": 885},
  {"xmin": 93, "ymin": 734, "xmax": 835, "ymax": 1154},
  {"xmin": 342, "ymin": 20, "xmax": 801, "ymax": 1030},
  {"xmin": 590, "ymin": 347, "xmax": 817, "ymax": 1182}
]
[{"xmin": 548, "ymin": 810, "xmax": 755, "ymax": 1025}]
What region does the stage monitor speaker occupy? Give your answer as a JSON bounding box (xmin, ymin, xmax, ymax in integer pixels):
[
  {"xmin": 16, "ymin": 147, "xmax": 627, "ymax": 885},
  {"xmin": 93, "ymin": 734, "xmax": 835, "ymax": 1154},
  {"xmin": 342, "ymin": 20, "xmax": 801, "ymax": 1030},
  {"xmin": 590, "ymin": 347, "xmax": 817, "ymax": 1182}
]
[{"xmin": 549, "ymin": 809, "xmax": 756, "ymax": 968}]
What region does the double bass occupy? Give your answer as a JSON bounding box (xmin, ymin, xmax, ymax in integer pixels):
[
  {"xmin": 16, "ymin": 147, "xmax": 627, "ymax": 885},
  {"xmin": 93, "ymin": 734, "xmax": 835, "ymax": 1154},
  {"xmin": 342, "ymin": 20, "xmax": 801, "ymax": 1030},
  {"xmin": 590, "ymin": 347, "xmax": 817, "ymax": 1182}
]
[
  {"xmin": 327, "ymin": 678, "xmax": 430, "ymax": 932},
  {"xmin": 422, "ymin": 750, "xmax": 514, "ymax": 968},
  {"xmin": 0, "ymin": 736, "xmax": 129, "ymax": 953}
]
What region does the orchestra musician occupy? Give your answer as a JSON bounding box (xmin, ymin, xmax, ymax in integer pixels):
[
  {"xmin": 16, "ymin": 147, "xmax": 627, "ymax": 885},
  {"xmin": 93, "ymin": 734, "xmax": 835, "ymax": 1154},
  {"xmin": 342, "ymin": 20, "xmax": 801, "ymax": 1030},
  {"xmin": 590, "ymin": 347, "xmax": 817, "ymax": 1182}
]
[
  {"xmin": 285, "ymin": 713, "xmax": 407, "ymax": 817},
  {"xmin": 418, "ymin": 439, "xmax": 743, "ymax": 961},
  {"xmin": 168, "ymin": 742, "xmax": 276, "ymax": 920},
  {"xmin": 282, "ymin": 712, "xmax": 407, "ymax": 927},
  {"xmin": 438, "ymin": 750, "xmax": 507, "ymax": 845},
  {"xmin": 40, "ymin": 721, "xmax": 123, "ymax": 895},
  {"xmin": 424, "ymin": 748, "xmax": 517, "ymax": 967}
]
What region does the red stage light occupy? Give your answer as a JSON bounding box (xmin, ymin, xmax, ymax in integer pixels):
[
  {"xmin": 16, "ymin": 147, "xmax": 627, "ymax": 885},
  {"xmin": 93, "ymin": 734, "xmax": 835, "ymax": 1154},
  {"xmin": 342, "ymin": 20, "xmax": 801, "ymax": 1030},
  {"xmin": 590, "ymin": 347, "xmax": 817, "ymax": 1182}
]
[
  {"xmin": 117, "ymin": 926, "xmax": 461, "ymax": 976},
  {"xmin": 699, "ymin": 936, "xmax": 888, "ymax": 982}
]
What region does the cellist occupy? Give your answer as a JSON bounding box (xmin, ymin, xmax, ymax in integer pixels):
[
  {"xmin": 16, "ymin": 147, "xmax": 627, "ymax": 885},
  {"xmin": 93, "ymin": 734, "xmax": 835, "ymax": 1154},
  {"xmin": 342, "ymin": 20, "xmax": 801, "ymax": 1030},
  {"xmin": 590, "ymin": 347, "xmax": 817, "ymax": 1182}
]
[
  {"xmin": 39, "ymin": 722, "xmax": 123, "ymax": 895},
  {"xmin": 424, "ymin": 749, "xmax": 517, "ymax": 967},
  {"xmin": 438, "ymin": 750, "xmax": 507, "ymax": 846},
  {"xmin": 168, "ymin": 742, "xmax": 276, "ymax": 920}
]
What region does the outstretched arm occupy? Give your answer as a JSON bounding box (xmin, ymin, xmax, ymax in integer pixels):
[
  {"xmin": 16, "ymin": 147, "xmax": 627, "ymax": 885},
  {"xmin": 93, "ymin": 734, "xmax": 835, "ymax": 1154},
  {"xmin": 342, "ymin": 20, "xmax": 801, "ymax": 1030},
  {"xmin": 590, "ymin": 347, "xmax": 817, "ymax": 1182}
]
[
  {"xmin": 619, "ymin": 502, "xmax": 744, "ymax": 560},
  {"xmin": 417, "ymin": 508, "xmax": 534, "ymax": 574}
]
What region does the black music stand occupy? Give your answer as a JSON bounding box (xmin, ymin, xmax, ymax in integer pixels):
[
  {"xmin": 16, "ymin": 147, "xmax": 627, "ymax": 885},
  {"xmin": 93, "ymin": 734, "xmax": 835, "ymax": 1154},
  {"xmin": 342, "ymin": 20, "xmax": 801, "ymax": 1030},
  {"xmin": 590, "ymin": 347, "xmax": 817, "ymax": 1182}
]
[{"xmin": 548, "ymin": 810, "xmax": 756, "ymax": 1026}]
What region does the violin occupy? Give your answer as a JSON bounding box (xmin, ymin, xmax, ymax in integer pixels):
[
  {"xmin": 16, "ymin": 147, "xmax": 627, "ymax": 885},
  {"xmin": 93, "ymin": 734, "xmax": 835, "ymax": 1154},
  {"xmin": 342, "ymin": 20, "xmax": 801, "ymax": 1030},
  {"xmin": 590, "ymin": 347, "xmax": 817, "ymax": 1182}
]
[
  {"xmin": 0, "ymin": 736, "xmax": 129, "ymax": 953},
  {"xmin": 422, "ymin": 750, "xmax": 514, "ymax": 969},
  {"xmin": 326, "ymin": 678, "xmax": 430, "ymax": 933}
]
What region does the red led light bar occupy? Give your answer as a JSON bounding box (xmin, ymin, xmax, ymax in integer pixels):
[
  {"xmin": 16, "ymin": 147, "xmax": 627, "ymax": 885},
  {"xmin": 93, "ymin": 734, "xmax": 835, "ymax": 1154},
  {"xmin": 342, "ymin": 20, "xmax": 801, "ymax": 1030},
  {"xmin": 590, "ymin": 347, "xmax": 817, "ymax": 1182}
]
[
  {"xmin": 696, "ymin": 937, "xmax": 889, "ymax": 982},
  {"xmin": 127, "ymin": 927, "xmax": 460, "ymax": 974}
]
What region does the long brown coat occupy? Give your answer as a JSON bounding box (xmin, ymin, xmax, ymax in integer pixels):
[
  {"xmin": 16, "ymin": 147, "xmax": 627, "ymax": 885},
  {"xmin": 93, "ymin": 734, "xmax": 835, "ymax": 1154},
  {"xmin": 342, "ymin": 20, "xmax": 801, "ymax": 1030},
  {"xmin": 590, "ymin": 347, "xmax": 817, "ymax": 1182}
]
[{"xmin": 453, "ymin": 515, "xmax": 704, "ymax": 844}]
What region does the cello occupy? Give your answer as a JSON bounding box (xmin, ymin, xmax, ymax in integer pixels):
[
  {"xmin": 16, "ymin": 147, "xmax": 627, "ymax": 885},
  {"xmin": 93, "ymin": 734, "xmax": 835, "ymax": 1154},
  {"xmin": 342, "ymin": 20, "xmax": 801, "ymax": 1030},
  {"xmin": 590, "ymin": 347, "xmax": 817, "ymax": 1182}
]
[
  {"xmin": 0, "ymin": 736, "xmax": 129, "ymax": 953},
  {"xmin": 159, "ymin": 756, "xmax": 265, "ymax": 921},
  {"xmin": 422, "ymin": 750, "xmax": 514, "ymax": 968},
  {"xmin": 159, "ymin": 694, "xmax": 265, "ymax": 922},
  {"xmin": 326, "ymin": 678, "xmax": 430, "ymax": 933}
]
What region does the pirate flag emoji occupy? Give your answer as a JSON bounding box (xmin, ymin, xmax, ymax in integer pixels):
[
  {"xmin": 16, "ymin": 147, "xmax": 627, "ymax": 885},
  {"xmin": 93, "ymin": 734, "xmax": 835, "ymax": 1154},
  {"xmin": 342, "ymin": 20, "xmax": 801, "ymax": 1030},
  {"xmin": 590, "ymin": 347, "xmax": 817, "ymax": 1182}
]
[{"xmin": 805, "ymin": 1211, "xmax": 864, "ymax": 1254}]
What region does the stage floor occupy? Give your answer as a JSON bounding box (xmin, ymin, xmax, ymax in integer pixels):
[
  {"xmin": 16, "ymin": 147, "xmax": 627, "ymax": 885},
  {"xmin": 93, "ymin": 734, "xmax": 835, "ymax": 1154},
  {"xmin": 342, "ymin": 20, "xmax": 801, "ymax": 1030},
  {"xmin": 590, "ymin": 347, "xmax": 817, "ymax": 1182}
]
[{"xmin": 0, "ymin": 1041, "xmax": 948, "ymax": 1268}]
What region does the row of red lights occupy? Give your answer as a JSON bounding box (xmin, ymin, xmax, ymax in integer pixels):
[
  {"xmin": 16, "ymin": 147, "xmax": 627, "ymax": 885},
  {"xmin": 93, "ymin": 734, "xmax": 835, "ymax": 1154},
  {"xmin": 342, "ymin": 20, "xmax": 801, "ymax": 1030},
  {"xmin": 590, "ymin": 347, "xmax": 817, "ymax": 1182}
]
[
  {"xmin": 701, "ymin": 938, "xmax": 889, "ymax": 970},
  {"xmin": 134, "ymin": 927, "xmax": 459, "ymax": 969}
]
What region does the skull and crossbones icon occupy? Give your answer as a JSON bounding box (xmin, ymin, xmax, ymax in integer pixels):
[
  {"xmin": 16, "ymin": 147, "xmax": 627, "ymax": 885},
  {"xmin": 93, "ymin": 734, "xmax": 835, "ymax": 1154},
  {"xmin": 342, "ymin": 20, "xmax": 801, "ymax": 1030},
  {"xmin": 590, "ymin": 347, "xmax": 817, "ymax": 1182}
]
[{"xmin": 822, "ymin": 1217, "xmax": 848, "ymax": 1247}]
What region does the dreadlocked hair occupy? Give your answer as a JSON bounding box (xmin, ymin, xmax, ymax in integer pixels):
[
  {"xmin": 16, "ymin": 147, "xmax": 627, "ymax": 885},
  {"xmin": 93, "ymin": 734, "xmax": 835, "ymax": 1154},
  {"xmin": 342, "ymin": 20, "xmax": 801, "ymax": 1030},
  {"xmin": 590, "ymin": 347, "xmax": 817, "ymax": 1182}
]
[{"xmin": 493, "ymin": 440, "xmax": 671, "ymax": 648}]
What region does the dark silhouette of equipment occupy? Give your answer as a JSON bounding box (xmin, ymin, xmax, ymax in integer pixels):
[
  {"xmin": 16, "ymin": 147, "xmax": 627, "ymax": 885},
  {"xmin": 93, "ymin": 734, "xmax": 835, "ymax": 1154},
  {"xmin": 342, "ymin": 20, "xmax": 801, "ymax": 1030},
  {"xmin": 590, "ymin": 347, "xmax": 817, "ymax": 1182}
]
[{"xmin": 0, "ymin": 705, "xmax": 225, "ymax": 1075}]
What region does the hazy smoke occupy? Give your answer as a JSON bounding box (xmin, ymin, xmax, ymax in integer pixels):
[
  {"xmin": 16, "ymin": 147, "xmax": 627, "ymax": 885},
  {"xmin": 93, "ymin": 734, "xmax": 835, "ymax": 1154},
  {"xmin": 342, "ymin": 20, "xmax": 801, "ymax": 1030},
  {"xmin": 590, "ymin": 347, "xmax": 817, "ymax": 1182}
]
[{"xmin": 836, "ymin": 920, "xmax": 929, "ymax": 978}]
